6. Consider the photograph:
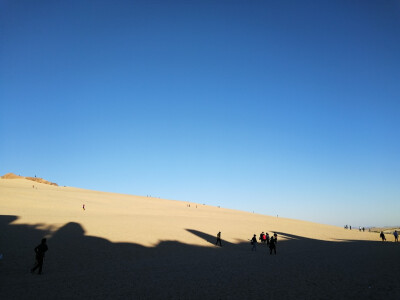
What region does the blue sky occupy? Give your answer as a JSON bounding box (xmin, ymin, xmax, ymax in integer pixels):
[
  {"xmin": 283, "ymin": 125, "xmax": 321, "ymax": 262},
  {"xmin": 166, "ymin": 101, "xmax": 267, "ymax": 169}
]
[{"xmin": 1, "ymin": 0, "xmax": 399, "ymax": 227}]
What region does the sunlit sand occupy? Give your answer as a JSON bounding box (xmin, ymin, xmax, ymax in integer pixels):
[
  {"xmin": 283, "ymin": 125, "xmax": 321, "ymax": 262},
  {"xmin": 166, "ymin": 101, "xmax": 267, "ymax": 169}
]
[{"xmin": 1, "ymin": 176, "xmax": 399, "ymax": 299}]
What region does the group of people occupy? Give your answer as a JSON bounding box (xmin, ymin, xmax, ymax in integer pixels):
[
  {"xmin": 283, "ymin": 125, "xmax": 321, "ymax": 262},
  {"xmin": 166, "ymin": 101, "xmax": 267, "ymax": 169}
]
[
  {"xmin": 251, "ymin": 232, "xmax": 278, "ymax": 254},
  {"xmin": 215, "ymin": 231, "xmax": 278, "ymax": 254},
  {"xmin": 343, "ymin": 225, "xmax": 399, "ymax": 242},
  {"xmin": 344, "ymin": 225, "xmax": 367, "ymax": 232},
  {"xmin": 380, "ymin": 230, "xmax": 398, "ymax": 242}
]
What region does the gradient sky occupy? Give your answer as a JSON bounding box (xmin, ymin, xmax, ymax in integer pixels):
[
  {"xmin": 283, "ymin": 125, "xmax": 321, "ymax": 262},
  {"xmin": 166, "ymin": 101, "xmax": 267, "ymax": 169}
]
[{"xmin": 1, "ymin": 0, "xmax": 399, "ymax": 227}]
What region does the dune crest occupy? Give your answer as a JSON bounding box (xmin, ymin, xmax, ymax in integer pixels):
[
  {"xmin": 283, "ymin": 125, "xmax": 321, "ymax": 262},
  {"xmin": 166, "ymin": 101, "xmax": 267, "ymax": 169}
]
[
  {"xmin": 1, "ymin": 172, "xmax": 58, "ymax": 186},
  {"xmin": 1, "ymin": 172, "xmax": 24, "ymax": 179}
]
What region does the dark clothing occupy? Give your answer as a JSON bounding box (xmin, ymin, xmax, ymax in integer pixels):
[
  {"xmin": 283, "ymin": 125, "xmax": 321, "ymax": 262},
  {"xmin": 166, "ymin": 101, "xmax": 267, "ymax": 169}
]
[
  {"xmin": 251, "ymin": 236, "xmax": 257, "ymax": 251},
  {"xmin": 380, "ymin": 232, "xmax": 386, "ymax": 241},
  {"xmin": 31, "ymin": 256, "xmax": 44, "ymax": 274},
  {"xmin": 216, "ymin": 232, "xmax": 222, "ymax": 246},
  {"xmin": 269, "ymin": 237, "xmax": 276, "ymax": 255},
  {"xmin": 31, "ymin": 243, "xmax": 48, "ymax": 274},
  {"xmin": 35, "ymin": 244, "xmax": 48, "ymax": 258}
]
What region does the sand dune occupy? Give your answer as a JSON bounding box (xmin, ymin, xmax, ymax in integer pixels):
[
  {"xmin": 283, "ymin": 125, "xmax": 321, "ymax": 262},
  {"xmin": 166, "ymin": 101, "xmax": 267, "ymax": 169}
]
[
  {"xmin": 1, "ymin": 172, "xmax": 58, "ymax": 186},
  {"xmin": 1, "ymin": 177, "xmax": 399, "ymax": 299}
]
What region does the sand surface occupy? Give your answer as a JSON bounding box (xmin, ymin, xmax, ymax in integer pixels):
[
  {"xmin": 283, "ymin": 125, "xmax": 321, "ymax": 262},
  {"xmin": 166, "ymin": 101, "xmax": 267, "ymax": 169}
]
[{"xmin": 1, "ymin": 178, "xmax": 399, "ymax": 299}]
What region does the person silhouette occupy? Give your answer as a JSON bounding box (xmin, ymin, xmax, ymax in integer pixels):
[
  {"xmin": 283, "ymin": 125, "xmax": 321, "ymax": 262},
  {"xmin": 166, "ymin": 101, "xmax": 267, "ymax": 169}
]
[
  {"xmin": 393, "ymin": 230, "xmax": 398, "ymax": 242},
  {"xmin": 265, "ymin": 233, "xmax": 270, "ymax": 246},
  {"xmin": 30, "ymin": 238, "xmax": 48, "ymax": 275},
  {"xmin": 251, "ymin": 234, "xmax": 257, "ymax": 251},
  {"xmin": 269, "ymin": 235, "xmax": 277, "ymax": 255},
  {"xmin": 216, "ymin": 231, "xmax": 222, "ymax": 247},
  {"xmin": 259, "ymin": 232, "xmax": 265, "ymax": 244},
  {"xmin": 380, "ymin": 231, "xmax": 386, "ymax": 242}
]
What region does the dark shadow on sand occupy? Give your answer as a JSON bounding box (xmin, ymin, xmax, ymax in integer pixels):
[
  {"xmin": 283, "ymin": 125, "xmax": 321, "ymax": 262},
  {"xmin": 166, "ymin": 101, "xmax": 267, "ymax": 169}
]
[
  {"xmin": 185, "ymin": 229, "xmax": 234, "ymax": 247},
  {"xmin": 1, "ymin": 215, "xmax": 399, "ymax": 300}
]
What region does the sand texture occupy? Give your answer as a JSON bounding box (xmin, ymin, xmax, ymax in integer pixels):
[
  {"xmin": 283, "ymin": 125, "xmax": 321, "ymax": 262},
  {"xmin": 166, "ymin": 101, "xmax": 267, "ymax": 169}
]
[
  {"xmin": 1, "ymin": 173, "xmax": 58, "ymax": 186},
  {"xmin": 1, "ymin": 178, "xmax": 399, "ymax": 299}
]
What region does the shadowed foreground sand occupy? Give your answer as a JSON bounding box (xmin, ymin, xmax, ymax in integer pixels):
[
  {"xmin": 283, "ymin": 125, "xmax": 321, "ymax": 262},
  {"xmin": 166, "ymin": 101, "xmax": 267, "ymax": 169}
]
[{"xmin": 1, "ymin": 178, "xmax": 399, "ymax": 299}]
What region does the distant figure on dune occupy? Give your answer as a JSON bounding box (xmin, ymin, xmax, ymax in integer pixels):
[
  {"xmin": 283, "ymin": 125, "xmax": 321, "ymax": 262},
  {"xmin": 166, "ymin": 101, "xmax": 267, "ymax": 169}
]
[
  {"xmin": 216, "ymin": 232, "xmax": 222, "ymax": 247},
  {"xmin": 380, "ymin": 231, "xmax": 386, "ymax": 242},
  {"xmin": 269, "ymin": 235, "xmax": 277, "ymax": 255},
  {"xmin": 83, "ymin": 204, "xmax": 85, "ymax": 210},
  {"xmin": 251, "ymin": 234, "xmax": 257, "ymax": 251},
  {"xmin": 393, "ymin": 230, "xmax": 398, "ymax": 242},
  {"xmin": 30, "ymin": 238, "xmax": 48, "ymax": 275}
]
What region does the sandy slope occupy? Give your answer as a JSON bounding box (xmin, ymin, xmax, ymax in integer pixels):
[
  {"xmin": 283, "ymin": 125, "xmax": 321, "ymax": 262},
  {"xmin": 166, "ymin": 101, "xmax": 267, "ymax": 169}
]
[
  {"xmin": 1, "ymin": 173, "xmax": 58, "ymax": 186},
  {"xmin": 1, "ymin": 178, "xmax": 399, "ymax": 299}
]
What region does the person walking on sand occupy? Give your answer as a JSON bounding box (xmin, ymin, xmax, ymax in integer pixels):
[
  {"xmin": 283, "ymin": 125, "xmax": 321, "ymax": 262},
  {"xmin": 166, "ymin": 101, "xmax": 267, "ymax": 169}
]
[
  {"xmin": 83, "ymin": 204, "xmax": 85, "ymax": 210},
  {"xmin": 269, "ymin": 235, "xmax": 277, "ymax": 255},
  {"xmin": 394, "ymin": 230, "xmax": 398, "ymax": 242},
  {"xmin": 216, "ymin": 231, "xmax": 222, "ymax": 247},
  {"xmin": 30, "ymin": 238, "xmax": 48, "ymax": 275},
  {"xmin": 380, "ymin": 231, "xmax": 386, "ymax": 242},
  {"xmin": 251, "ymin": 234, "xmax": 257, "ymax": 251},
  {"xmin": 266, "ymin": 232, "xmax": 270, "ymax": 246},
  {"xmin": 273, "ymin": 233, "xmax": 278, "ymax": 243}
]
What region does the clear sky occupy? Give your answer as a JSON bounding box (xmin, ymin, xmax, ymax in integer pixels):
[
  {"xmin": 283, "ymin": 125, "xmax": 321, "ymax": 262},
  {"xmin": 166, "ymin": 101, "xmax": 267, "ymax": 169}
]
[{"xmin": 1, "ymin": 0, "xmax": 399, "ymax": 227}]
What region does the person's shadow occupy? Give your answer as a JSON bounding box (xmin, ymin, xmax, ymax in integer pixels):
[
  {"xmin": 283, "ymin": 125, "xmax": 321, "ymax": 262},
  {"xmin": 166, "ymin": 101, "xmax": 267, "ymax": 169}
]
[{"xmin": 185, "ymin": 229, "xmax": 233, "ymax": 246}]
